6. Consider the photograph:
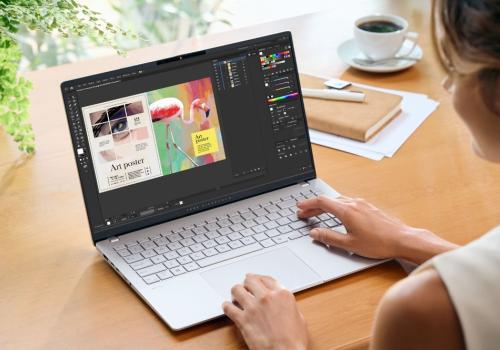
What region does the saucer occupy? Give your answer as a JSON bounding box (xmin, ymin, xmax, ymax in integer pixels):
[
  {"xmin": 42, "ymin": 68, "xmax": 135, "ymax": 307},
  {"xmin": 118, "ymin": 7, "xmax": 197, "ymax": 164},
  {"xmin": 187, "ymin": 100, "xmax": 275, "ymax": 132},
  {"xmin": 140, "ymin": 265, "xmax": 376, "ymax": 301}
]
[{"xmin": 337, "ymin": 38, "xmax": 423, "ymax": 73}]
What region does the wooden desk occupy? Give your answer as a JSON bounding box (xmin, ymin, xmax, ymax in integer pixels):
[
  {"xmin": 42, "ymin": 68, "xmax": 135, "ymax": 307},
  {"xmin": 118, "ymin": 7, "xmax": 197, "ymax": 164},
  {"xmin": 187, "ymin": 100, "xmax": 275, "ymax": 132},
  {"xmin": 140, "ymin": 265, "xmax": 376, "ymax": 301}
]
[{"xmin": 2, "ymin": 2, "xmax": 499, "ymax": 349}]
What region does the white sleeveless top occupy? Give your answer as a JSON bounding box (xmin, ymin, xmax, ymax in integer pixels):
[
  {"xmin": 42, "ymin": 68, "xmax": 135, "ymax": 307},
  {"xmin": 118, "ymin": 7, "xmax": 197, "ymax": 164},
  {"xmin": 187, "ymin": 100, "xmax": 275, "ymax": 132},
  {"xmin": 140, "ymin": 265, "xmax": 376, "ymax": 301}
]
[{"xmin": 412, "ymin": 226, "xmax": 500, "ymax": 350}]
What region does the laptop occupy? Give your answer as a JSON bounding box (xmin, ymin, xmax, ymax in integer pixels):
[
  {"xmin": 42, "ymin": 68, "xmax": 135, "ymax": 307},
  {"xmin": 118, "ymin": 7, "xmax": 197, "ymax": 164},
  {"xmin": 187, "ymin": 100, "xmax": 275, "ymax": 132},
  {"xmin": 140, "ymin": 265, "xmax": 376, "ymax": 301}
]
[{"xmin": 61, "ymin": 32, "xmax": 382, "ymax": 330}]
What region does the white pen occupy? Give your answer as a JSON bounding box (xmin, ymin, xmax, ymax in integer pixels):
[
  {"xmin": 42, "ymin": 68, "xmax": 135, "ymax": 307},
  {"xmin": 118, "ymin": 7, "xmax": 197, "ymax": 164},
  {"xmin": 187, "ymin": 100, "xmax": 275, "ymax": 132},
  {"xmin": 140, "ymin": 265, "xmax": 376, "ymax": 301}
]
[{"xmin": 301, "ymin": 87, "xmax": 365, "ymax": 103}]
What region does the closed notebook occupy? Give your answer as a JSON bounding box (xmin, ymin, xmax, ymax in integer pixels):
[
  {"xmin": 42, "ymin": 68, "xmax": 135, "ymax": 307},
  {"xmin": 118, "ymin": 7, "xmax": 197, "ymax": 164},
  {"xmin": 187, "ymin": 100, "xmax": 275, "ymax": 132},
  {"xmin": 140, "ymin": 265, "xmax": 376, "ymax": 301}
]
[{"xmin": 300, "ymin": 74, "xmax": 402, "ymax": 142}]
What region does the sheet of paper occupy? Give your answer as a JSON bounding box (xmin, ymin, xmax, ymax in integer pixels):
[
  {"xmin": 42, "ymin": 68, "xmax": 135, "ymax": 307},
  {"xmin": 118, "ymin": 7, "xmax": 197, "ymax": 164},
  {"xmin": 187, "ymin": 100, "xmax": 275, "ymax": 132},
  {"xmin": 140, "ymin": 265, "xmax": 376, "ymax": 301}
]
[{"xmin": 303, "ymin": 73, "xmax": 439, "ymax": 160}]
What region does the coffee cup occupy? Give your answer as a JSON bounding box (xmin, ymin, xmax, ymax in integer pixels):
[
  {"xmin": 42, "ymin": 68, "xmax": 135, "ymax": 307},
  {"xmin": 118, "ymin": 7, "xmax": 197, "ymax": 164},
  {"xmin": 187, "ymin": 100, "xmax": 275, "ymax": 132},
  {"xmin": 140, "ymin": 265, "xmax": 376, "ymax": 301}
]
[{"xmin": 354, "ymin": 14, "xmax": 418, "ymax": 61}]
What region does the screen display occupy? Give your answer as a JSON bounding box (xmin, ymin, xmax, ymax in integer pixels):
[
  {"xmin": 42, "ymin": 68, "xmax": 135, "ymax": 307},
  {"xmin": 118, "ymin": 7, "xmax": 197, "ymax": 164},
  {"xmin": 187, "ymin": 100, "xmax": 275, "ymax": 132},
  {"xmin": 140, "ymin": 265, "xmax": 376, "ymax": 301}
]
[{"xmin": 61, "ymin": 32, "xmax": 315, "ymax": 242}]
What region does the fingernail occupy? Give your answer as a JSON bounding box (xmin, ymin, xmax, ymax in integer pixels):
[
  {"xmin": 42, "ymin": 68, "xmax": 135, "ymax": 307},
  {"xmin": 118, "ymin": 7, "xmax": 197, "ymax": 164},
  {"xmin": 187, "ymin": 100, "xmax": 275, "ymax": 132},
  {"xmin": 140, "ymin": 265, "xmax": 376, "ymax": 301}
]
[{"xmin": 310, "ymin": 228, "xmax": 319, "ymax": 238}]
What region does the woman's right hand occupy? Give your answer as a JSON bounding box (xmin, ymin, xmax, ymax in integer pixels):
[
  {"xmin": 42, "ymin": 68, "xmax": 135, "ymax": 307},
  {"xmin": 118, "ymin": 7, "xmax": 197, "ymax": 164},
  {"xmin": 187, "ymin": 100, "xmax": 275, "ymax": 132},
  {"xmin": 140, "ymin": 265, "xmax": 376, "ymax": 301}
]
[{"xmin": 297, "ymin": 196, "xmax": 459, "ymax": 264}]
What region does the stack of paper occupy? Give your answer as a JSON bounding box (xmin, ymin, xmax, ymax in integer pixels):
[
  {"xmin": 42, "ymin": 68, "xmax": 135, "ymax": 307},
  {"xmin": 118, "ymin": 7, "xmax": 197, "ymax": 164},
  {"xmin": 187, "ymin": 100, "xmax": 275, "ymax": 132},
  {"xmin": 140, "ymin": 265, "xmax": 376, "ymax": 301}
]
[{"xmin": 308, "ymin": 82, "xmax": 439, "ymax": 160}]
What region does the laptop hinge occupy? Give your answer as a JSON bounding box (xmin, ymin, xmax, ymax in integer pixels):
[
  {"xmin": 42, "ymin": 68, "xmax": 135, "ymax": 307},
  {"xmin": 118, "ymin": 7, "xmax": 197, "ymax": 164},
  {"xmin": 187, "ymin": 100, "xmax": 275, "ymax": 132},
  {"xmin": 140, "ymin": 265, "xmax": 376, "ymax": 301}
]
[
  {"xmin": 300, "ymin": 182, "xmax": 310, "ymax": 187},
  {"xmin": 109, "ymin": 236, "xmax": 119, "ymax": 242}
]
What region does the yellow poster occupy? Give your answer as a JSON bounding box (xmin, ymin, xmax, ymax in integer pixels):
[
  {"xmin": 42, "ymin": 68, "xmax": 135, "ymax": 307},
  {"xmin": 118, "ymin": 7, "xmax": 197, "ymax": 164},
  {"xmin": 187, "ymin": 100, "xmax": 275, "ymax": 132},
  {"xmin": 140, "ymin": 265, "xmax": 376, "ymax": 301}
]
[{"xmin": 191, "ymin": 128, "xmax": 219, "ymax": 157}]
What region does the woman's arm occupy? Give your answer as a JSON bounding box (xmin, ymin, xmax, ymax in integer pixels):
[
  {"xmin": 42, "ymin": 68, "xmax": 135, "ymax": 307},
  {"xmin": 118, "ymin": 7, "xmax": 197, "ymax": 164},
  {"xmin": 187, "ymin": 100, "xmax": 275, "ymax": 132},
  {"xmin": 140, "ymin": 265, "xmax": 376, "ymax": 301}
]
[{"xmin": 297, "ymin": 196, "xmax": 459, "ymax": 264}]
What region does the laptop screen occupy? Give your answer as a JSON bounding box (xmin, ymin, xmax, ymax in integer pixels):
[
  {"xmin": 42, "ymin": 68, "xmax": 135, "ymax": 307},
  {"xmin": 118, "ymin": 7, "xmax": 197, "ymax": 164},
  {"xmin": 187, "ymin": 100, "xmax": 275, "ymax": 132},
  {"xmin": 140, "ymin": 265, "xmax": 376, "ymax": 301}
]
[{"xmin": 61, "ymin": 32, "xmax": 315, "ymax": 243}]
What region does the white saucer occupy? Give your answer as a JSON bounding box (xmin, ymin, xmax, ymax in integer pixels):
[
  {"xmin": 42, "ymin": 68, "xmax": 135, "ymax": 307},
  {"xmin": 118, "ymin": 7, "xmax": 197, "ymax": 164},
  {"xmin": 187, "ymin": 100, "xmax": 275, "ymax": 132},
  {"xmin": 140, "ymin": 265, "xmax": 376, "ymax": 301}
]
[{"xmin": 337, "ymin": 38, "xmax": 423, "ymax": 73}]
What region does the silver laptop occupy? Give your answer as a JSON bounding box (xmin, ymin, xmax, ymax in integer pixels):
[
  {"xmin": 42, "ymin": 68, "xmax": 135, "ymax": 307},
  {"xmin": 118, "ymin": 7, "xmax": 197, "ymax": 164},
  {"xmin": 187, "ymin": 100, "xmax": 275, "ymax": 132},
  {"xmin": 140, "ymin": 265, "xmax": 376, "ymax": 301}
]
[{"xmin": 61, "ymin": 32, "xmax": 382, "ymax": 330}]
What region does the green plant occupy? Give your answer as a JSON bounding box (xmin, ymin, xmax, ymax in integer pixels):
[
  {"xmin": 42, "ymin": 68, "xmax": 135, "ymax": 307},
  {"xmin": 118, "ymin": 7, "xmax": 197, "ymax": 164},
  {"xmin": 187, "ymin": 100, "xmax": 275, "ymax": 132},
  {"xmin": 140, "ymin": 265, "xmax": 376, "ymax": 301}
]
[{"xmin": 0, "ymin": 0, "xmax": 135, "ymax": 153}]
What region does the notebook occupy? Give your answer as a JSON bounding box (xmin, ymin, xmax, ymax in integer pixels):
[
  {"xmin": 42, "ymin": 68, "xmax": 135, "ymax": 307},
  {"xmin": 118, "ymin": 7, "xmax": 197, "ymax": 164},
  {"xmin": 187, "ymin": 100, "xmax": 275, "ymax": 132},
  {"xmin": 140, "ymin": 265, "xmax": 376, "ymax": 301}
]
[{"xmin": 300, "ymin": 74, "xmax": 402, "ymax": 142}]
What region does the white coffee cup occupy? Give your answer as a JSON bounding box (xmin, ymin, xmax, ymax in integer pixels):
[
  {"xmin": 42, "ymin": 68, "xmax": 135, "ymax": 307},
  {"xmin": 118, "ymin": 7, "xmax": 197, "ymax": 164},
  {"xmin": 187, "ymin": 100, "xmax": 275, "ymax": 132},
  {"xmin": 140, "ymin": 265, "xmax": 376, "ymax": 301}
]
[{"xmin": 354, "ymin": 14, "xmax": 418, "ymax": 61}]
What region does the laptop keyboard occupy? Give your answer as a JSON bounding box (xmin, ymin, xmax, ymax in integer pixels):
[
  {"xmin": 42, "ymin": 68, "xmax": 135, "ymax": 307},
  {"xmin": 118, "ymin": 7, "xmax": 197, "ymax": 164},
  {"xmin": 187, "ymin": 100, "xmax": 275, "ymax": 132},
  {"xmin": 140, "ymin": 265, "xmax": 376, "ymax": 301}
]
[{"xmin": 112, "ymin": 188, "xmax": 343, "ymax": 285}]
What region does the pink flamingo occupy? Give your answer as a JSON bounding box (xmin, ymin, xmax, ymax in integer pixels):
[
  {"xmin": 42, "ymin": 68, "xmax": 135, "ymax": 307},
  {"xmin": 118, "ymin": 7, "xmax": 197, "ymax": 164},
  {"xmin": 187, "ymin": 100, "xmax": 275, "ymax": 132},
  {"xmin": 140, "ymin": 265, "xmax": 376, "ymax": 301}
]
[{"xmin": 150, "ymin": 97, "xmax": 211, "ymax": 173}]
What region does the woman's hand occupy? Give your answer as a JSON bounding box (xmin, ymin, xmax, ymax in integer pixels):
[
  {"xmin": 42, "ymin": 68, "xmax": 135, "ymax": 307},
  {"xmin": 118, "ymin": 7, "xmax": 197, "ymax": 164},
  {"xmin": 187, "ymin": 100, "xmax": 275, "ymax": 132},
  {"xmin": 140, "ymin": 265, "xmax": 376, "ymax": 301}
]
[
  {"xmin": 297, "ymin": 195, "xmax": 459, "ymax": 264},
  {"xmin": 222, "ymin": 274, "xmax": 308, "ymax": 350}
]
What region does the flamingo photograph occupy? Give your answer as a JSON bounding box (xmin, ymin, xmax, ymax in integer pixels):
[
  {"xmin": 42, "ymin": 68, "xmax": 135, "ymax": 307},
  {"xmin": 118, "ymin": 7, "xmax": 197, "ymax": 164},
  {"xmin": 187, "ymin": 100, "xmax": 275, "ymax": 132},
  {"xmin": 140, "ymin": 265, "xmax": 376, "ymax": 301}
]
[{"xmin": 147, "ymin": 77, "xmax": 226, "ymax": 175}]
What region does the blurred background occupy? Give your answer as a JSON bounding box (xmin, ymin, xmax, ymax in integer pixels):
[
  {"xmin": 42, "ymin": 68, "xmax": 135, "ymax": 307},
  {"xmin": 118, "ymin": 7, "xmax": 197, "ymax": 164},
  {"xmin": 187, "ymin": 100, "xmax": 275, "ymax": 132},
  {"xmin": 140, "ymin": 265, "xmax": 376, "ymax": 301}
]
[{"xmin": 15, "ymin": 0, "xmax": 337, "ymax": 72}]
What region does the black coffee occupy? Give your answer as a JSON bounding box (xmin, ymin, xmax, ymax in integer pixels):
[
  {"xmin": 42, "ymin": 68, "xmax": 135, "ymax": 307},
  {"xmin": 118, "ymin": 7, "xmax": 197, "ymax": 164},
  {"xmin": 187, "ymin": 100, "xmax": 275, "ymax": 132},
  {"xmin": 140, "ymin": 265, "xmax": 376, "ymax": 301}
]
[{"xmin": 358, "ymin": 20, "xmax": 403, "ymax": 33}]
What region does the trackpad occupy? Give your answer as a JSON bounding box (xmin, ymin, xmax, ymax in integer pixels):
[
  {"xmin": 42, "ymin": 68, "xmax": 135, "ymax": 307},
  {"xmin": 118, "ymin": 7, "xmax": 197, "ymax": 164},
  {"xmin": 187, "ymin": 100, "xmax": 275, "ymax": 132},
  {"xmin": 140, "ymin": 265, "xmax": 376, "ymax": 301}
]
[{"xmin": 201, "ymin": 248, "xmax": 321, "ymax": 301}]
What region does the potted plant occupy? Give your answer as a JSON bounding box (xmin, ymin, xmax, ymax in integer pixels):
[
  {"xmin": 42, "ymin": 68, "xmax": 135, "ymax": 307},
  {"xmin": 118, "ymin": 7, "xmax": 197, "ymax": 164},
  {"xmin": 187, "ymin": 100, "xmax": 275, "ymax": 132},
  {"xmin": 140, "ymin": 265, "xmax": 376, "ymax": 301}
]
[{"xmin": 0, "ymin": 0, "xmax": 135, "ymax": 153}]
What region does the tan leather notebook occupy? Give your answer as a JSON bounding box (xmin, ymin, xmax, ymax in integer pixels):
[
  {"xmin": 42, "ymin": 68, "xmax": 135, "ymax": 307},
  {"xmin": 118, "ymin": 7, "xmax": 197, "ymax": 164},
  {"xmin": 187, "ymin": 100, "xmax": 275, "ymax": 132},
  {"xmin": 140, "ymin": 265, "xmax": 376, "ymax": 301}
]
[{"xmin": 300, "ymin": 74, "xmax": 402, "ymax": 142}]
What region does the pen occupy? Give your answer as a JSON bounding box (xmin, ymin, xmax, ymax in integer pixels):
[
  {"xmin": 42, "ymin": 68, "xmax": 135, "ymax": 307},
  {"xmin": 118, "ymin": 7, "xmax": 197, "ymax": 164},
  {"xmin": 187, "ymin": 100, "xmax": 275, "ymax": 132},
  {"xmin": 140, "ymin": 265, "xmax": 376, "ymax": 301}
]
[{"xmin": 301, "ymin": 87, "xmax": 365, "ymax": 103}]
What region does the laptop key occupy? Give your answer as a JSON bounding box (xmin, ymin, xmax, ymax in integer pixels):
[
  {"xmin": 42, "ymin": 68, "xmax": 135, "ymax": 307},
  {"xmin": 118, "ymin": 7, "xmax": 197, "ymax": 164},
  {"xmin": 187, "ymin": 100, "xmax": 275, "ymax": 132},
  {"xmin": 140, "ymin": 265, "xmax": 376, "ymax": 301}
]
[
  {"xmin": 197, "ymin": 243, "xmax": 262, "ymax": 268},
  {"xmin": 164, "ymin": 251, "xmax": 180, "ymax": 260},
  {"xmin": 252, "ymin": 224, "xmax": 266, "ymax": 233},
  {"xmin": 167, "ymin": 241, "xmax": 182, "ymax": 250},
  {"xmin": 168, "ymin": 233, "xmax": 182, "ymax": 242},
  {"xmin": 253, "ymin": 232, "xmax": 267, "ymax": 241},
  {"xmin": 203, "ymin": 239, "xmax": 217, "ymax": 248},
  {"xmin": 180, "ymin": 238, "xmax": 195, "ymax": 247},
  {"xmin": 278, "ymin": 226, "xmax": 292, "ymax": 234},
  {"xmin": 177, "ymin": 256, "xmax": 192, "ymax": 265},
  {"xmin": 123, "ymin": 253, "xmax": 142, "ymax": 264},
  {"xmin": 164, "ymin": 259, "xmax": 179, "ymax": 269},
  {"xmin": 193, "ymin": 234, "xmax": 208, "ymax": 243},
  {"xmin": 151, "ymin": 255, "xmax": 166, "ymax": 264},
  {"xmin": 253, "ymin": 208, "xmax": 268, "ymax": 216},
  {"xmin": 143, "ymin": 274, "xmax": 160, "ymax": 284},
  {"xmin": 290, "ymin": 221, "xmax": 308, "ymax": 229},
  {"xmin": 261, "ymin": 239, "xmax": 275, "ymax": 248},
  {"xmin": 177, "ymin": 247, "xmax": 192, "ymax": 256},
  {"xmin": 131, "ymin": 259, "xmax": 153, "ymax": 270},
  {"xmin": 277, "ymin": 199, "xmax": 296, "ymax": 209},
  {"xmin": 184, "ymin": 262, "xmax": 199, "ymax": 272},
  {"xmin": 137, "ymin": 263, "xmax": 165, "ymax": 277},
  {"xmin": 207, "ymin": 231, "xmax": 221, "ymax": 239},
  {"xmin": 230, "ymin": 223, "xmax": 245, "ymax": 232},
  {"xmin": 216, "ymin": 227, "xmax": 231, "ymax": 236},
  {"xmin": 229, "ymin": 216, "xmax": 244, "ymax": 224},
  {"xmin": 118, "ymin": 249, "xmax": 131, "ymax": 257},
  {"xmin": 218, "ymin": 219, "xmax": 232, "ymax": 227},
  {"xmin": 266, "ymin": 229, "xmax": 280, "ymax": 237},
  {"xmin": 241, "ymin": 228, "xmax": 254, "ymax": 237},
  {"xmin": 255, "ymin": 216, "xmax": 269, "ymax": 224},
  {"xmin": 205, "ymin": 222, "xmax": 219, "ymax": 231},
  {"xmin": 158, "ymin": 270, "xmax": 173, "ymax": 280},
  {"xmin": 190, "ymin": 243, "xmax": 204, "ymax": 252},
  {"xmin": 190, "ymin": 252, "xmax": 205, "ymax": 261},
  {"xmin": 318, "ymin": 213, "xmax": 330, "ymax": 221},
  {"xmin": 154, "ymin": 246, "xmax": 169, "ymax": 255},
  {"xmin": 273, "ymin": 236, "xmax": 288, "ymax": 244},
  {"xmin": 171, "ymin": 266, "xmax": 187, "ymax": 276},
  {"xmin": 229, "ymin": 240, "xmax": 244, "ymax": 249},
  {"xmin": 203, "ymin": 248, "xmax": 218, "ymax": 257},
  {"xmin": 141, "ymin": 241, "xmax": 156, "ymax": 250},
  {"xmin": 228, "ymin": 232, "xmax": 243, "ymax": 241},
  {"xmin": 264, "ymin": 221, "xmax": 278, "ymax": 229},
  {"xmin": 241, "ymin": 236, "xmax": 256, "ymax": 245},
  {"xmin": 154, "ymin": 237, "xmax": 169, "ymax": 246},
  {"xmin": 216, "ymin": 244, "xmax": 231, "ymax": 253},
  {"xmin": 288, "ymin": 231, "xmax": 302, "ymax": 240},
  {"xmin": 266, "ymin": 212, "xmax": 280, "ymax": 221},
  {"xmin": 192, "ymin": 227, "xmax": 207, "ymax": 235},
  {"xmin": 142, "ymin": 249, "xmax": 157, "ymax": 258},
  {"xmin": 243, "ymin": 220, "xmax": 257, "ymax": 228},
  {"xmin": 129, "ymin": 245, "xmax": 144, "ymax": 254},
  {"xmin": 277, "ymin": 217, "xmax": 290, "ymax": 225},
  {"xmin": 215, "ymin": 236, "xmax": 230, "ymax": 245},
  {"xmin": 180, "ymin": 230, "xmax": 195, "ymax": 239},
  {"xmin": 278, "ymin": 208, "xmax": 292, "ymax": 217}
]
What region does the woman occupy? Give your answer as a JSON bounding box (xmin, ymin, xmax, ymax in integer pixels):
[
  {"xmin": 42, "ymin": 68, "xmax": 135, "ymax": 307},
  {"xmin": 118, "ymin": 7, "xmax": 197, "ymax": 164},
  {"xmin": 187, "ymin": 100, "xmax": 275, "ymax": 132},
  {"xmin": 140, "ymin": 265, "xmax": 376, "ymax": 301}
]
[{"xmin": 222, "ymin": 0, "xmax": 500, "ymax": 349}]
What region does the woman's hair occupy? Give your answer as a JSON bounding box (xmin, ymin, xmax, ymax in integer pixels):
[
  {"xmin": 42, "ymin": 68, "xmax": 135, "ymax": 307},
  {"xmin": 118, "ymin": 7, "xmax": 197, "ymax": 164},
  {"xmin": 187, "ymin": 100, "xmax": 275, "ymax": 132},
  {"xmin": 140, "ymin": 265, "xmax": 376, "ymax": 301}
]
[{"xmin": 432, "ymin": 0, "xmax": 500, "ymax": 115}]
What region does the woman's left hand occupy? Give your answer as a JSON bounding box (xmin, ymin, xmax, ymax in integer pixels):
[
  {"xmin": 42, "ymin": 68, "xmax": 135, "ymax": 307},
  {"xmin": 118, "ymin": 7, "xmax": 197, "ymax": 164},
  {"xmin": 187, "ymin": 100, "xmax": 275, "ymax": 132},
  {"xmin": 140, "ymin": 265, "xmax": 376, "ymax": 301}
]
[{"xmin": 223, "ymin": 274, "xmax": 309, "ymax": 350}]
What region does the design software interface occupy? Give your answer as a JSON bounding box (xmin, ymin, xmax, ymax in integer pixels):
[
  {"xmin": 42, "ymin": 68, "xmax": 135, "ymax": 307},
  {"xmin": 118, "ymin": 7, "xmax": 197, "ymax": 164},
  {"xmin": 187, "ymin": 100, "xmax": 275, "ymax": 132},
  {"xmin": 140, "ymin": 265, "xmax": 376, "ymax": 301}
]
[{"xmin": 62, "ymin": 33, "xmax": 314, "ymax": 236}]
